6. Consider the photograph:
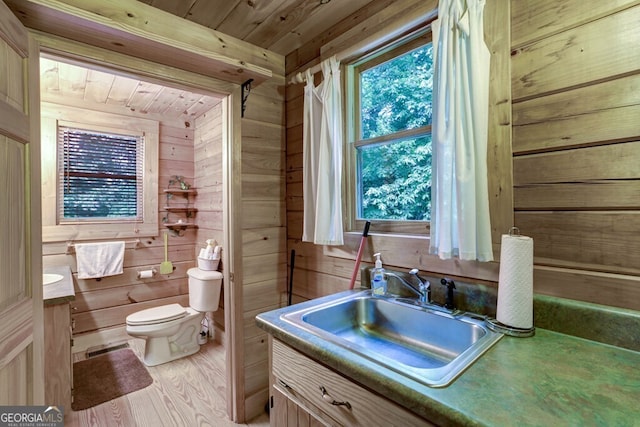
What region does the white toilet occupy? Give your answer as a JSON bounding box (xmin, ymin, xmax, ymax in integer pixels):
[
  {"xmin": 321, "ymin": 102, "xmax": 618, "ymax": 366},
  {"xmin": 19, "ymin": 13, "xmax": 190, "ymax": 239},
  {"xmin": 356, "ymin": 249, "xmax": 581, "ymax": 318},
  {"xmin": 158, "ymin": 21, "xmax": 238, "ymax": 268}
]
[{"xmin": 126, "ymin": 268, "xmax": 223, "ymax": 366}]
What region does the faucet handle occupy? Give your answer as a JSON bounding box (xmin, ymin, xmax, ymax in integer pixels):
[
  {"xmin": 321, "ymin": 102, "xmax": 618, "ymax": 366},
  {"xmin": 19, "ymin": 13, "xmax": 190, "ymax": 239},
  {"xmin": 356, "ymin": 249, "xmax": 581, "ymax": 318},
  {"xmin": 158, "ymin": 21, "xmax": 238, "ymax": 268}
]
[
  {"xmin": 440, "ymin": 278, "xmax": 456, "ymax": 310},
  {"xmin": 409, "ymin": 268, "xmax": 426, "ymax": 282},
  {"xmin": 440, "ymin": 278, "xmax": 456, "ymax": 289},
  {"xmin": 419, "ymin": 280, "xmax": 430, "ymax": 292},
  {"xmin": 410, "ymin": 269, "xmax": 431, "ymax": 303}
]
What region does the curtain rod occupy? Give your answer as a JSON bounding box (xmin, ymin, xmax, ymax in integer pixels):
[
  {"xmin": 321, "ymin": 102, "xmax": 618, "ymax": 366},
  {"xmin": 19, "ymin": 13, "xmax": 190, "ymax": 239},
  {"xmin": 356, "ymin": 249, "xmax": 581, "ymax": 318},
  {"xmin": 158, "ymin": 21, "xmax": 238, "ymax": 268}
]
[
  {"xmin": 287, "ymin": 57, "xmax": 337, "ymax": 85},
  {"xmin": 287, "ymin": 8, "xmax": 437, "ymax": 86},
  {"xmin": 286, "ymin": 24, "xmax": 423, "ymax": 85}
]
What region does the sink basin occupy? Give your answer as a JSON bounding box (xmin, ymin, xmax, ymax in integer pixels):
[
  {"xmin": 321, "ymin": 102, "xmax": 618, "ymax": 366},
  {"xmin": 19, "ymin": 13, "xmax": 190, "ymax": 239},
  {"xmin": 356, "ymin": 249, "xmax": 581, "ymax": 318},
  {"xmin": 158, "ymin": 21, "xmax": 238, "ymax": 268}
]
[
  {"xmin": 281, "ymin": 290, "xmax": 503, "ymax": 387},
  {"xmin": 43, "ymin": 273, "xmax": 64, "ymax": 286}
]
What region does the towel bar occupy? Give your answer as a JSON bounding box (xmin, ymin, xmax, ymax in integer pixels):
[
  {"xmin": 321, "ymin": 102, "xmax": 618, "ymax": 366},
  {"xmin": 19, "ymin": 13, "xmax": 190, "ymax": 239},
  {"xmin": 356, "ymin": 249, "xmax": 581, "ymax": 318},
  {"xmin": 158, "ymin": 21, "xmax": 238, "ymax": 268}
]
[{"xmin": 66, "ymin": 239, "xmax": 141, "ymax": 254}]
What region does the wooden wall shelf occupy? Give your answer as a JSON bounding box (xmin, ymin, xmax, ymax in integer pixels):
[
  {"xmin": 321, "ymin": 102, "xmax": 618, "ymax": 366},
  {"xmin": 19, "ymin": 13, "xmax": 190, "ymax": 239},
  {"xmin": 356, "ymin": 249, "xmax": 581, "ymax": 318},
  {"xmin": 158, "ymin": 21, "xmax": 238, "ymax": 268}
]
[
  {"xmin": 164, "ymin": 222, "xmax": 198, "ymax": 231},
  {"xmin": 163, "ymin": 188, "xmax": 197, "ymax": 231},
  {"xmin": 164, "ymin": 207, "xmax": 198, "ymax": 213},
  {"xmin": 164, "ymin": 189, "xmax": 198, "ymax": 196}
]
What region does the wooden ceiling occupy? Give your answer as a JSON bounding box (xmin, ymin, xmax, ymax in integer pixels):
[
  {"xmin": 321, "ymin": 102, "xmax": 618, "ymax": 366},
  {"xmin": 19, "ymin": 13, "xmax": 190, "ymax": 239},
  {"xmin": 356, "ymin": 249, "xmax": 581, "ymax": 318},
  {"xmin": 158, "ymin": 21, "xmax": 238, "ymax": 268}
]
[
  {"xmin": 36, "ymin": 0, "xmax": 381, "ymax": 121},
  {"xmin": 40, "ymin": 56, "xmax": 222, "ymax": 124},
  {"xmin": 136, "ymin": 0, "xmax": 378, "ymax": 56}
]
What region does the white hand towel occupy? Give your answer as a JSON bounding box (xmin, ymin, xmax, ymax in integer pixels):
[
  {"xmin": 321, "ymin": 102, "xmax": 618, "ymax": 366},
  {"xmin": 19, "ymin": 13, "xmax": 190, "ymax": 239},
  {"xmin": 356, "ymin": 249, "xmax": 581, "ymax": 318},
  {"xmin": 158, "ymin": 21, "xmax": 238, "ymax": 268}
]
[{"xmin": 75, "ymin": 241, "xmax": 125, "ymax": 279}]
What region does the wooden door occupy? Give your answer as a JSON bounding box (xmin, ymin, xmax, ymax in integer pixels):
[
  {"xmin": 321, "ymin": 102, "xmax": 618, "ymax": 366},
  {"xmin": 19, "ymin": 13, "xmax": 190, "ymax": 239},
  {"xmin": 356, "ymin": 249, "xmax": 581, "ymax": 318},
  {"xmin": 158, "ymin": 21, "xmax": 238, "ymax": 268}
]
[{"xmin": 0, "ymin": 0, "xmax": 44, "ymax": 405}]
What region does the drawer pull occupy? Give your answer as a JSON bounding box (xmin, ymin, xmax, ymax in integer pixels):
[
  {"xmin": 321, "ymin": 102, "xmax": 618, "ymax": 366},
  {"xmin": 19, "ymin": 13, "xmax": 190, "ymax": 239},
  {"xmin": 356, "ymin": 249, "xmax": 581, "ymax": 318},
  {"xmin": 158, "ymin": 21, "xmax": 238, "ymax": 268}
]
[
  {"xmin": 278, "ymin": 379, "xmax": 291, "ymax": 389},
  {"xmin": 319, "ymin": 386, "xmax": 351, "ymax": 409}
]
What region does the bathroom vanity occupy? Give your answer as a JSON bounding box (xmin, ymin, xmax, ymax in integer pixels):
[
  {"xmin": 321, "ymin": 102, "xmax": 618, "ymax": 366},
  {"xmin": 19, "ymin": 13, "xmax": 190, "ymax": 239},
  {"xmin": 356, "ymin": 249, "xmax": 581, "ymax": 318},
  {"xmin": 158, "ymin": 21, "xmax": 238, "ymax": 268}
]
[
  {"xmin": 257, "ymin": 290, "xmax": 640, "ymax": 426},
  {"xmin": 270, "ymin": 337, "xmax": 432, "ymax": 426},
  {"xmin": 43, "ymin": 265, "xmax": 75, "ymax": 413}
]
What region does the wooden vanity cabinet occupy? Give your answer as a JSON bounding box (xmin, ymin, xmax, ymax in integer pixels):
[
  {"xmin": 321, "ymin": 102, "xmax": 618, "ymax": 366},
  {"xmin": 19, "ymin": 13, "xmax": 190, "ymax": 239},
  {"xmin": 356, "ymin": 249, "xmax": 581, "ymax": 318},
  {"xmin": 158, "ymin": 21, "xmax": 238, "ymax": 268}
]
[
  {"xmin": 269, "ymin": 338, "xmax": 433, "ymax": 427},
  {"xmin": 44, "ymin": 302, "xmax": 73, "ymax": 412}
]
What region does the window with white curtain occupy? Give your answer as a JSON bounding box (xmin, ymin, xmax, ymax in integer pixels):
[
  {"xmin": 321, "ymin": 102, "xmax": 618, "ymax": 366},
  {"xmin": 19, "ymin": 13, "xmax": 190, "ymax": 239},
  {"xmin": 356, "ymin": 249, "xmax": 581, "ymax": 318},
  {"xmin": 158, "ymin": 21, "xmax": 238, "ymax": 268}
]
[
  {"xmin": 58, "ymin": 126, "xmax": 144, "ymax": 222},
  {"xmin": 346, "ymin": 31, "xmax": 434, "ymax": 234}
]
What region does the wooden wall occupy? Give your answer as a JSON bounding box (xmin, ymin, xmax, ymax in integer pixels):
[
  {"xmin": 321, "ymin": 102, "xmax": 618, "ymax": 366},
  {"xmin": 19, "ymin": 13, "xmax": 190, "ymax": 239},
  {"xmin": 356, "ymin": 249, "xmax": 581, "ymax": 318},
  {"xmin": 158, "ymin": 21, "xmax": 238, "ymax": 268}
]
[
  {"xmin": 10, "ymin": 1, "xmax": 286, "ymax": 422},
  {"xmin": 511, "ymin": 0, "xmax": 640, "ymax": 310},
  {"xmin": 41, "ymin": 104, "xmax": 221, "ymax": 350},
  {"xmin": 284, "ymin": 0, "xmax": 640, "ymax": 314},
  {"xmin": 284, "ymin": 0, "xmax": 511, "ymax": 304},
  {"xmin": 38, "ymin": 47, "xmax": 286, "ymax": 426},
  {"xmin": 240, "ymin": 72, "xmax": 288, "ymax": 420},
  {"xmin": 194, "ymin": 103, "xmax": 225, "ymax": 337}
]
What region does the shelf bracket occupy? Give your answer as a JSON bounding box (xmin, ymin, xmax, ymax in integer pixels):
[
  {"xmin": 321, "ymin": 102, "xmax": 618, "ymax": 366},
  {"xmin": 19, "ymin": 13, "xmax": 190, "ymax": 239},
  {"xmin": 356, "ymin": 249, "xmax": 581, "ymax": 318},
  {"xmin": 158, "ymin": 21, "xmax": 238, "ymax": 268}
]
[{"xmin": 241, "ymin": 78, "xmax": 254, "ymax": 118}]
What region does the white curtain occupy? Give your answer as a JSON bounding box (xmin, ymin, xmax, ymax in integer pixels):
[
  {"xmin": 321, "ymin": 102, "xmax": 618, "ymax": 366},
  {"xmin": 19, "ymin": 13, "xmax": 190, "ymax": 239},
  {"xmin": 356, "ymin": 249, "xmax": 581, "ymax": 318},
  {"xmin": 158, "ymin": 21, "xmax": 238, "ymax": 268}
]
[
  {"xmin": 429, "ymin": 0, "xmax": 493, "ymax": 261},
  {"xmin": 302, "ymin": 56, "xmax": 344, "ymax": 245}
]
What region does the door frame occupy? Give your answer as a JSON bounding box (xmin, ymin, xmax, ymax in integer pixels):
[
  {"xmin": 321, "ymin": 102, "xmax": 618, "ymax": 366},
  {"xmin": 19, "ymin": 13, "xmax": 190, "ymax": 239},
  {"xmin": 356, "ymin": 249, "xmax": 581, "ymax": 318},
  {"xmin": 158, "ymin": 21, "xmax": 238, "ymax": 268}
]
[{"xmin": 34, "ymin": 34, "xmax": 244, "ymax": 421}]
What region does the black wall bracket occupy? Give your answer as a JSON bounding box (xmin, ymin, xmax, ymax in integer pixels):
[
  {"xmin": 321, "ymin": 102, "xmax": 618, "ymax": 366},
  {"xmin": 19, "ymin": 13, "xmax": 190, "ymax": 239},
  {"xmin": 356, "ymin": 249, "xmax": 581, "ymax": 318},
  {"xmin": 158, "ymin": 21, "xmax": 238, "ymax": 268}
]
[{"xmin": 241, "ymin": 78, "xmax": 254, "ymax": 118}]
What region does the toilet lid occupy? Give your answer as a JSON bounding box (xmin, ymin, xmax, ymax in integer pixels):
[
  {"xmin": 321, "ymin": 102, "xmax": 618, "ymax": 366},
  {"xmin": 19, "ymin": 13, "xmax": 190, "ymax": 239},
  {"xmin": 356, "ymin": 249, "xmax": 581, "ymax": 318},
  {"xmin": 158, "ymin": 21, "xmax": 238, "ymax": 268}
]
[{"xmin": 126, "ymin": 303, "xmax": 187, "ymax": 326}]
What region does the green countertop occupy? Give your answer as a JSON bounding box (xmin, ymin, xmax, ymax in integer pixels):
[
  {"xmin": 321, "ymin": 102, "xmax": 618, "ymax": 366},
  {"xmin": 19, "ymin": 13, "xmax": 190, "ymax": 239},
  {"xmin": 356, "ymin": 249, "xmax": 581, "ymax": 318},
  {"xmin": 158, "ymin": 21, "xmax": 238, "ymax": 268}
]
[{"xmin": 256, "ymin": 290, "xmax": 640, "ymax": 426}]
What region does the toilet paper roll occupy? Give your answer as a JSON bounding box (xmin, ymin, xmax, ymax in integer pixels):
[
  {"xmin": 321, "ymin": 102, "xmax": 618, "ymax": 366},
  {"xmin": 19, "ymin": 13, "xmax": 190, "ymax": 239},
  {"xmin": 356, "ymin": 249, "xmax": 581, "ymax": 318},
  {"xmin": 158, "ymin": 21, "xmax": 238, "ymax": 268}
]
[
  {"xmin": 496, "ymin": 233, "xmax": 534, "ymax": 329},
  {"xmin": 138, "ymin": 269, "xmax": 154, "ymax": 279}
]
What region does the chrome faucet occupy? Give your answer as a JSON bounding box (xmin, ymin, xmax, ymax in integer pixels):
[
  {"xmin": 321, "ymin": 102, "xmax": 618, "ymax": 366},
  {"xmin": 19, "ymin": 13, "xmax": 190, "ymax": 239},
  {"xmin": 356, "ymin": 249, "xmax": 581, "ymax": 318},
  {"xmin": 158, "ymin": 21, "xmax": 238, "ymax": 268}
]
[
  {"xmin": 385, "ymin": 270, "xmax": 431, "ymax": 304},
  {"xmin": 410, "ymin": 269, "xmax": 431, "ymax": 304}
]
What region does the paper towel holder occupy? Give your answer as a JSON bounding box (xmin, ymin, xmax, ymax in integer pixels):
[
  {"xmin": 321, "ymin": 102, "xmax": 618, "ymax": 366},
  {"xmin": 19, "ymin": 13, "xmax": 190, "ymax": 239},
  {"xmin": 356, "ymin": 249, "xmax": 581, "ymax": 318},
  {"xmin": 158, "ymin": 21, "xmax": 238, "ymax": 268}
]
[
  {"xmin": 491, "ymin": 226, "xmax": 535, "ymax": 337},
  {"xmin": 486, "ymin": 318, "xmax": 535, "ymax": 337}
]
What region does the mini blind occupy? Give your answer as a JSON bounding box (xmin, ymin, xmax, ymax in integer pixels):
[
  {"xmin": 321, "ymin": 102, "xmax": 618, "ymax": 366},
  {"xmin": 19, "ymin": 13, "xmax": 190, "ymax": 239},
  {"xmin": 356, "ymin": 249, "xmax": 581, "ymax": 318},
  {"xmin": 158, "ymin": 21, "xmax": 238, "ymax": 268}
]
[{"xmin": 58, "ymin": 126, "xmax": 144, "ymax": 222}]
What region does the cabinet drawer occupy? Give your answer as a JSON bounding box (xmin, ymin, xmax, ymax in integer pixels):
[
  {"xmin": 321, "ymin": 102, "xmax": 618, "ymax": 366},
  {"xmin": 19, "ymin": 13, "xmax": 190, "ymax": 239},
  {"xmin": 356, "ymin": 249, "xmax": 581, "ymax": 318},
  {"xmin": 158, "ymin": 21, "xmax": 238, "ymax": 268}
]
[{"xmin": 272, "ymin": 339, "xmax": 432, "ymax": 427}]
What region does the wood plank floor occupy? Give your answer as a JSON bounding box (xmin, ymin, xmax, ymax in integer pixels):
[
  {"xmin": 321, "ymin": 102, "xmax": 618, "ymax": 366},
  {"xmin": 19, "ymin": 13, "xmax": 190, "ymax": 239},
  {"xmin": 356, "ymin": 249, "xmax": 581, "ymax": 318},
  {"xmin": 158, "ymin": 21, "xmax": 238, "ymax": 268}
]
[{"xmin": 67, "ymin": 338, "xmax": 270, "ymax": 427}]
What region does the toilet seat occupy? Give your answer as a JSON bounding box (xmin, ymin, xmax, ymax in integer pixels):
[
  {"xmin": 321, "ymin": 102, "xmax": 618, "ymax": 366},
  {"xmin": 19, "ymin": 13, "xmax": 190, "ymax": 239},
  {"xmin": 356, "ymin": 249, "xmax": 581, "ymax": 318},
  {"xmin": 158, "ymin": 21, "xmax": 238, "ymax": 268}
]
[{"xmin": 126, "ymin": 303, "xmax": 187, "ymax": 326}]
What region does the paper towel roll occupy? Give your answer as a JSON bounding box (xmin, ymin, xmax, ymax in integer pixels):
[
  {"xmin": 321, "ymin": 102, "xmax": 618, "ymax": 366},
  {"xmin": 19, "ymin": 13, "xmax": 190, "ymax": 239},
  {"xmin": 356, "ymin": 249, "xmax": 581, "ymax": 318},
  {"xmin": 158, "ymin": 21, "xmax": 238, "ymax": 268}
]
[
  {"xmin": 138, "ymin": 269, "xmax": 154, "ymax": 279},
  {"xmin": 496, "ymin": 233, "xmax": 534, "ymax": 329}
]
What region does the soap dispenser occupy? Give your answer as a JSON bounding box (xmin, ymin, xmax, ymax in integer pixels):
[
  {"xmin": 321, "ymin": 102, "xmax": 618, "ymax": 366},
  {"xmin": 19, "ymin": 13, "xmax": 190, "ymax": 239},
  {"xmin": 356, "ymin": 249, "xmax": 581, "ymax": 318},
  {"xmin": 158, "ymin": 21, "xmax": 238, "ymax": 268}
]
[{"xmin": 371, "ymin": 253, "xmax": 387, "ymax": 296}]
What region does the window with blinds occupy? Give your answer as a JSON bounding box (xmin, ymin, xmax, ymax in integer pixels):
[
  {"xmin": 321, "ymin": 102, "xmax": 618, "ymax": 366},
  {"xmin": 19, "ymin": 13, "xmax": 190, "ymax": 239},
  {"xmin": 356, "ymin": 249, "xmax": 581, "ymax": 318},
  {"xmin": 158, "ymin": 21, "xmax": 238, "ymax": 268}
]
[{"xmin": 58, "ymin": 126, "xmax": 144, "ymax": 222}]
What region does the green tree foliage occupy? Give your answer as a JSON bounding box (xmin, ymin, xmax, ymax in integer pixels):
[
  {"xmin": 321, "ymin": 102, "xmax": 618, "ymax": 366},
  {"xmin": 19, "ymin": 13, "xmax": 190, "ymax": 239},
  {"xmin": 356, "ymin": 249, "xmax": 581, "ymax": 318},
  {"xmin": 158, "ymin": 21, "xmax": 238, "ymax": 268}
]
[{"xmin": 358, "ymin": 44, "xmax": 433, "ymax": 221}]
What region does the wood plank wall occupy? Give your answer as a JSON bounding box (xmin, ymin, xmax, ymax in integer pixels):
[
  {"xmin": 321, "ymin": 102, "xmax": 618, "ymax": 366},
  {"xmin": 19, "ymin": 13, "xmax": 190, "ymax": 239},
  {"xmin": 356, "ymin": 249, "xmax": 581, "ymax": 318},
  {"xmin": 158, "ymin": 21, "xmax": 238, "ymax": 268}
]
[
  {"xmin": 284, "ymin": 0, "xmax": 640, "ymax": 316},
  {"xmin": 14, "ymin": 1, "xmax": 287, "ymax": 421},
  {"xmin": 194, "ymin": 104, "xmax": 225, "ymax": 337},
  {"xmin": 284, "ymin": 0, "xmax": 512, "ymax": 305},
  {"xmin": 511, "ymin": 0, "xmax": 640, "ymax": 310},
  {"xmin": 240, "ymin": 72, "xmax": 288, "ymax": 420},
  {"xmin": 41, "ymin": 106, "xmax": 214, "ymax": 347},
  {"xmin": 40, "ymin": 65, "xmax": 287, "ymax": 424}
]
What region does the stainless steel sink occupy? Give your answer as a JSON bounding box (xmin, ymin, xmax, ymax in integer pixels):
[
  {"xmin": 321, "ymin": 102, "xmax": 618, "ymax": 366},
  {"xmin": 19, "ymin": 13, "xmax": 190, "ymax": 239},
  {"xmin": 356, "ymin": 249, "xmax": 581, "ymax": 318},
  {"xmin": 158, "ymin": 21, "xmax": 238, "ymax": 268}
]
[{"xmin": 281, "ymin": 290, "xmax": 502, "ymax": 387}]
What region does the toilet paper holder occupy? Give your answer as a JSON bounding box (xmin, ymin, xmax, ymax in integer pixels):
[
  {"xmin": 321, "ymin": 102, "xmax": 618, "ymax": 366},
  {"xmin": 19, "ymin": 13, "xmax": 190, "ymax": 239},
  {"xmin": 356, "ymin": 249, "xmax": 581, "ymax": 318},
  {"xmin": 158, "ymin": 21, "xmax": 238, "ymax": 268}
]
[{"xmin": 137, "ymin": 269, "xmax": 157, "ymax": 279}]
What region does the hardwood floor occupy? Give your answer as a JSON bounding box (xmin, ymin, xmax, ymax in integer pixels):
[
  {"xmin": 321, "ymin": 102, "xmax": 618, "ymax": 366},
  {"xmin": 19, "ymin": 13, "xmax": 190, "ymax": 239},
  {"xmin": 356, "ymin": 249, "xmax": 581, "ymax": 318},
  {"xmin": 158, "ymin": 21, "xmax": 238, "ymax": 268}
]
[{"xmin": 67, "ymin": 338, "xmax": 270, "ymax": 427}]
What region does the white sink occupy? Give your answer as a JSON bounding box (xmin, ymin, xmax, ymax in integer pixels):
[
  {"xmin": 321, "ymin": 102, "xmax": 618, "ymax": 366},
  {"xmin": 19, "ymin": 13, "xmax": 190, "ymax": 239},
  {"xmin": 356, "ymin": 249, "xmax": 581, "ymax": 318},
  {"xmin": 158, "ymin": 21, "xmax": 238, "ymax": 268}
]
[{"xmin": 43, "ymin": 273, "xmax": 64, "ymax": 286}]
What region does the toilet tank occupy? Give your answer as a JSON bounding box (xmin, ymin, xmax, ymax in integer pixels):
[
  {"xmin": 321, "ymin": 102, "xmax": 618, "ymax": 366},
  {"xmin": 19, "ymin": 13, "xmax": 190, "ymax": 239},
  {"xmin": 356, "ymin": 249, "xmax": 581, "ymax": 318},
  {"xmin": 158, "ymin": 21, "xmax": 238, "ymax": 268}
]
[{"xmin": 187, "ymin": 267, "xmax": 223, "ymax": 312}]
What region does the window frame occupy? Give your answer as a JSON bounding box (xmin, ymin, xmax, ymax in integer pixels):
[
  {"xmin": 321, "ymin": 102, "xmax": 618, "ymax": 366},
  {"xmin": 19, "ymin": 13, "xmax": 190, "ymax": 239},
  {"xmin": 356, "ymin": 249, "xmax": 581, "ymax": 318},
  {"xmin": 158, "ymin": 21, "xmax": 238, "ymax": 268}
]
[
  {"xmin": 345, "ymin": 29, "xmax": 434, "ymax": 235},
  {"xmin": 41, "ymin": 103, "xmax": 159, "ymax": 242}
]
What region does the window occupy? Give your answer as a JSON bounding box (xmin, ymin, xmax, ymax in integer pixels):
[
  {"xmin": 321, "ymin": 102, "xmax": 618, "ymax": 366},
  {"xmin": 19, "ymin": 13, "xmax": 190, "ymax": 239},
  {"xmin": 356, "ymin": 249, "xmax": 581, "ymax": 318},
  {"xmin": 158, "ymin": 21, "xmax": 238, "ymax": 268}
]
[
  {"xmin": 41, "ymin": 104, "xmax": 159, "ymax": 241},
  {"xmin": 58, "ymin": 127, "xmax": 143, "ymax": 222},
  {"xmin": 347, "ymin": 32, "xmax": 434, "ymax": 234}
]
